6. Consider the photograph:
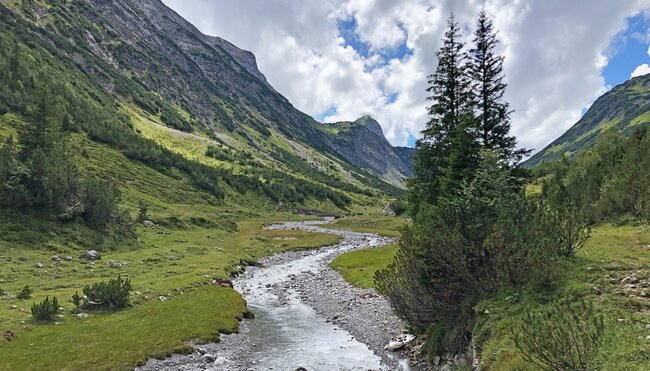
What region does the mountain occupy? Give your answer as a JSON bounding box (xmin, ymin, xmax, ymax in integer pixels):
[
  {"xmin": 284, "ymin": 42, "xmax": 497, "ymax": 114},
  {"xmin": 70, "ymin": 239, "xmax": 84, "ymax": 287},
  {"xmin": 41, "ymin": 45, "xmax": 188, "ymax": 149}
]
[
  {"xmin": 524, "ymin": 74, "xmax": 650, "ymax": 167},
  {"xmin": 0, "ymin": 0, "xmax": 418, "ymax": 221},
  {"xmin": 323, "ymin": 115, "xmax": 415, "ymax": 187}
]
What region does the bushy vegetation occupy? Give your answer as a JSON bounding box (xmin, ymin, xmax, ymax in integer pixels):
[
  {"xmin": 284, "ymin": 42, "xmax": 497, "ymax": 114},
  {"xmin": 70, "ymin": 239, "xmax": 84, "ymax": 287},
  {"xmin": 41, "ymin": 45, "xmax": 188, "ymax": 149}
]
[
  {"xmin": 514, "ymin": 300, "xmax": 605, "ymax": 371},
  {"xmin": 536, "ymin": 127, "xmax": 650, "ymax": 222},
  {"xmin": 31, "ymin": 296, "xmax": 60, "ymax": 321},
  {"xmin": 376, "ymin": 11, "xmax": 647, "ymax": 364},
  {"xmin": 16, "ymin": 284, "xmax": 33, "ymax": 300},
  {"xmin": 80, "ymin": 275, "xmax": 132, "ymax": 309}
]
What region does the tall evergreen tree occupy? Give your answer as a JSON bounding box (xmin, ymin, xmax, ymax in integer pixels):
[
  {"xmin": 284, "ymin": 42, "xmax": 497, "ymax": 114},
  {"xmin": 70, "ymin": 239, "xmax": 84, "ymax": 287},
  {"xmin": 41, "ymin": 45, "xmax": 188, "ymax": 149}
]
[
  {"xmin": 410, "ymin": 14, "xmax": 475, "ymax": 211},
  {"xmin": 469, "ymin": 10, "xmax": 525, "ymax": 162}
]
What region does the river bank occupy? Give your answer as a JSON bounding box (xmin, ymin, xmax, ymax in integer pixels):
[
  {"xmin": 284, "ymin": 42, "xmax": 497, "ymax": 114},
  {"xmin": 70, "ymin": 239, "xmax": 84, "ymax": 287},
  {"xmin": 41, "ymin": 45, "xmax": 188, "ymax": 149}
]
[{"xmin": 137, "ymin": 219, "xmax": 417, "ymax": 370}]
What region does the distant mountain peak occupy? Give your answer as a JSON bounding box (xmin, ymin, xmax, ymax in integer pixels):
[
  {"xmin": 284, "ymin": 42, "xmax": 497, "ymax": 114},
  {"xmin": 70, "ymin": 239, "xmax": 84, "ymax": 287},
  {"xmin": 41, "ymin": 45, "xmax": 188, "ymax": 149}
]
[{"xmin": 353, "ymin": 115, "xmax": 384, "ymax": 138}]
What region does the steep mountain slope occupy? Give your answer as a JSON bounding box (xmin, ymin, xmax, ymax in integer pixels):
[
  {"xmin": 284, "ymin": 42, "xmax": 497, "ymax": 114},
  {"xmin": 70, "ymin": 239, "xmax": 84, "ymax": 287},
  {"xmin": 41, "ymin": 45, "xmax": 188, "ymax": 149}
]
[
  {"xmin": 4, "ymin": 0, "xmax": 411, "ymax": 188},
  {"xmin": 323, "ymin": 116, "xmax": 415, "ymax": 187},
  {"xmin": 525, "ymin": 74, "xmax": 650, "ymax": 167}
]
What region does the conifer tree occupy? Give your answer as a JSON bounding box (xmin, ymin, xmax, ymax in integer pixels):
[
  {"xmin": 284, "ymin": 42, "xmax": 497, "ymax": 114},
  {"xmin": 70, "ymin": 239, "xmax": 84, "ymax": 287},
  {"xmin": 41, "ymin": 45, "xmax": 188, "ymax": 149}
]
[
  {"xmin": 410, "ymin": 13, "xmax": 475, "ymax": 211},
  {"xmin": 469, "ymin": 10, "xmax": 525, "ymax": 162}
]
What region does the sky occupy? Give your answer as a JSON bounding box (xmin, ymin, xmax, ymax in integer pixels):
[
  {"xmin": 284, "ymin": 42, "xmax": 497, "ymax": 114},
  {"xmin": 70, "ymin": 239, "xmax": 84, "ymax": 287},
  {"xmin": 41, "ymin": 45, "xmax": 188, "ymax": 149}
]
[{"xmin": 161, "ymin": 0, "xmax": 650, "ymax": 154}]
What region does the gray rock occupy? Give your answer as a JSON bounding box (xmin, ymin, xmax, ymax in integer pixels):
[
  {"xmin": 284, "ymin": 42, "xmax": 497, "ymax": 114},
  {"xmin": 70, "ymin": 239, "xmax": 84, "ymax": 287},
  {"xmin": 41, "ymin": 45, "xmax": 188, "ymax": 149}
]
[
  {"xmin": 107, "ymin": 260, "xmax": 123, "ymax": 269},
  {"xmin": 79, "ymin": 250, "xmax": 101, "ymax": 260},
  {"xmin": 64, "ymin": 256, "xmax": 73, "ymax": 261},
  {"xmin": 51, "ymin": 256, "xmax": 61, "ymax": 262},
  {"xmin": 201, "ymin": 353, "xmax": 217, "ymax": 363},
  {"xmin": 35, "ymin": 262, "xmax": 43, "ymax": 268},
  {"xmin": 143, "ymin": 220, "xmax": 155, "ymax": 227}
]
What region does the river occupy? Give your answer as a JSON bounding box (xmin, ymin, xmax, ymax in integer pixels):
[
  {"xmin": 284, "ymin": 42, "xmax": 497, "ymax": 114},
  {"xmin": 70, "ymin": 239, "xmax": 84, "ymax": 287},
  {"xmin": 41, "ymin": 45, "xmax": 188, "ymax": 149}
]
[{"xmin": 139, "ymin": 219, "xmax": 414, "ymax": 371}]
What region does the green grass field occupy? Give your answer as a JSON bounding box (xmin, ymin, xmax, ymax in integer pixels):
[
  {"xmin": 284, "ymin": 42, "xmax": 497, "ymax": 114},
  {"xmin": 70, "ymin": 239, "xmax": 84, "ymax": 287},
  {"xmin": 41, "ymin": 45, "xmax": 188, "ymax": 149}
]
[
  {"xmin": 0, "ymin": 217, "xmax": 341, "ymax": 370},
  {"xmin": 0, "ymin": 118, "xmax": 345, "ymax": 370},
  {"xmin": 331, "ymin": 244, "xmax": 398, "ymax": 288},
  {"xmin": 477, "ymin": 222, "xmax": 650, "ymax": 370},
  {"xmin": 328, "ymin": 214, "xmax": 410, "ymax": 238}
]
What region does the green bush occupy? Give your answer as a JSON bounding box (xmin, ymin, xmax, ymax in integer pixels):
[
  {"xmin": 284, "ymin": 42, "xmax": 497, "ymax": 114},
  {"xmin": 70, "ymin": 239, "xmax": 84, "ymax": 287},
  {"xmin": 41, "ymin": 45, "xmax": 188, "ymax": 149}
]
[
  {"xmin": 16, "ymin": 284, "xmax": 33, "ymax": 299},
  {"xmin": 136, "ymin": 201, "xmax": 148, "ymax": 223},
  {"xmin": 31, "ymin": 296, "xmax": 59, "ymax": 321},
  {"xmin": 82, "ymin": 275, "xmax": 132, "ymax": 309},
  {"xmin": 71, "ymin": 291, "xmax": 83, "ymax": 308},
  {"xmin": 389, "ymin": 199, "xmax": 408, "ymax": 215},
  {"xmin": 514, "ymin": 300, "xmax": 604, "ymax": 371}
]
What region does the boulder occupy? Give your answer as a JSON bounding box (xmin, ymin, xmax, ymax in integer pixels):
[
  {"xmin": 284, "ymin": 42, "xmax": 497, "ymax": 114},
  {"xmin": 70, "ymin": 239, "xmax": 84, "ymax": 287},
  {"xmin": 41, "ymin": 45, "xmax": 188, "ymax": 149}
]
[
  {"xmin": 64, "ymin": 256, "xmax": 73, "ymax": 261},
  {"xmin": 213, "ymin": 278, "xmax": 233, "ymax": 288},
  {"xmin": 143, "ymin": 220, "xmax": 155, "ymax": 227},
  {"xmin": 35, "ymin": 262, "xmax": 43, "ymax": 268},
  {"xmin": 107, "ymin": 260, "xmax": 123, "ymax": 269},
  {"xmin": 382, "ymin": 203, "xmax": 396, "ymax": 216},
  {"xmin": 3, "ymin": 330, "xmax": 15, "ymax": 342},
  {"xmin": 75, "ymin": 313, "xmax": 89, "ymax": 319},
  {"xmin": 201, "ymin": 353, "xmax": 217, "ymax": 363},
  {"xmin": 79, "ymin": 250, "xmax": 101, "ymax": 260},
  {"xmin": 51, "ymin": 256, "xmax": 61, "ymax": 262}
]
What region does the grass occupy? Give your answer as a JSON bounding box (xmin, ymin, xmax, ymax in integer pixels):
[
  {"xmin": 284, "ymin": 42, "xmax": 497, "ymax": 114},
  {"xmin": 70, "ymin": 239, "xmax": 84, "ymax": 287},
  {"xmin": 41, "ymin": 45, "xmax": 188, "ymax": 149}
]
[
  {"xmin": 0, "ymin": 120, "xmax": 344, "ymax": 369},
  {"xmin": 328, "ymin": 214, "xmax": 410, "ymax": 238},
  {"xmin": 0, "ymin": 216, "xmax": 341, "ymax": 370},
  {"xmin": 476, "ymin": 222, "xmax": 650, "ymax": 370},
  {"xmin": 0, "ymin": 287, "xmax": 244, "ymax": 370},
  {"xmin": 331, "ymin": 243, "xmax": 398, "ymax": 288}
]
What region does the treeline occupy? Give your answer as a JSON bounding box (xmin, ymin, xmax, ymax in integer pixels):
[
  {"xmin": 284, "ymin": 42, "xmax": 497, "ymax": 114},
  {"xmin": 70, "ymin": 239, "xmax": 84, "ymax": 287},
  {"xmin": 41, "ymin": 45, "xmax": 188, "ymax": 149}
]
[
  {"xmin": 0, "ymin": 8, "xmax": 352, "ymax": 211},
  {"xmin": 374, "ymin": 11, "xmax": 646, "ymax": 365},
  {"xmin": 536, "ymin": 127, "xmax": 650, "ymax": 221}
]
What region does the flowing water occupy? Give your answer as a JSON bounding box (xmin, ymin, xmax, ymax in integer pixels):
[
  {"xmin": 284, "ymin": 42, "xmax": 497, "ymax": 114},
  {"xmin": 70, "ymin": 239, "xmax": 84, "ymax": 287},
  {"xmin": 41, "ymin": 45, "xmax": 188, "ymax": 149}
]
[
  {"xmin": 139, "ymin": 219, "xmax": 413, "ymax": 371},
  {"xmin": 233, "ymin": 220, "xmax": 389, "ymax": 370}
]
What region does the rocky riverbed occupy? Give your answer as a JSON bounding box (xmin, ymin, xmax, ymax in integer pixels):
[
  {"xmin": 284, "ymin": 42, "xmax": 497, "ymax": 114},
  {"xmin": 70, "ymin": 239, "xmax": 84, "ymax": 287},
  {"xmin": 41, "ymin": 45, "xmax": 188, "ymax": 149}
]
[{"xmin": 138, "ymin": 219, "xmax": 417, "ymax": 371}]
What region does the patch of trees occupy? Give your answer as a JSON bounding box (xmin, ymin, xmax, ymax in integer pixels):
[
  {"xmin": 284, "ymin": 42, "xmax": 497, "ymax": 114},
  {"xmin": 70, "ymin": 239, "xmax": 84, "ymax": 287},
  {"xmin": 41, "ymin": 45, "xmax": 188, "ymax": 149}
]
[
  {"xmin": 0, "ymin": 88, "xmax": 122, "ymax": 228},
  {"xmin": 375, "ymin": 11, "xmax": 627, "ymax": 363},
  {"xmin": 536, "ymin": 127, "xmax": 650, "ymax": 221}
]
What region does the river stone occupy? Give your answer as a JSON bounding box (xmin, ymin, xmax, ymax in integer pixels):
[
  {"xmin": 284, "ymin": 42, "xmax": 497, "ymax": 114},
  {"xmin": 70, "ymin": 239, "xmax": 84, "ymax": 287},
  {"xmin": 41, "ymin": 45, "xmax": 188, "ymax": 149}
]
[
  {"xmin": 201, "ymin": 353, "xmax": 217, "ymax": 363},
  {"xmin": 79, "ymin": 250, "xmax": 101, "ymax": 260}
]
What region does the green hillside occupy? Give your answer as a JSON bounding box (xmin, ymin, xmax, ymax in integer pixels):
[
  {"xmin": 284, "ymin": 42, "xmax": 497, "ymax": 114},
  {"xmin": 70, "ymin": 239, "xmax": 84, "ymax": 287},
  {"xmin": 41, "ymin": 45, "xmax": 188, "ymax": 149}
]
[
  {"xmin": 0, "ymin": 1, "xmax": 408, "ymax": 368},
  {"xmin": 525, "ymin": 74, "xmax": 650, "ymax": 167}
]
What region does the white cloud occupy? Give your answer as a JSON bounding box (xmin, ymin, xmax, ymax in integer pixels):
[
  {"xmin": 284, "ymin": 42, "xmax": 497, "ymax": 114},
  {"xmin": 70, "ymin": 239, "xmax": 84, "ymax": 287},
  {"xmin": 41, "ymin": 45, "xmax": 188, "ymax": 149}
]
[
  {"xmin": 631, "ymin": 63, "xmax": 650, "ymax": 77},
  {"xmin": 161, "ymin": 0, "xmax": 650, "ymax": 154}
]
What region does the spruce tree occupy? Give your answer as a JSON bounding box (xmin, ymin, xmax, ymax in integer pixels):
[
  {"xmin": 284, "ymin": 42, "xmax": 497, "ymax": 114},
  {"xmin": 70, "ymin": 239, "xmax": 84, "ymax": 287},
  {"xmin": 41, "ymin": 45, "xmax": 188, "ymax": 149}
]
[
  {"xmin": 410, "ymin": 13, "xmax": 475, "ymax": 211},
  {"xmin": 469, "ymin": 10, "xmax": 525, "ymax": 162}
]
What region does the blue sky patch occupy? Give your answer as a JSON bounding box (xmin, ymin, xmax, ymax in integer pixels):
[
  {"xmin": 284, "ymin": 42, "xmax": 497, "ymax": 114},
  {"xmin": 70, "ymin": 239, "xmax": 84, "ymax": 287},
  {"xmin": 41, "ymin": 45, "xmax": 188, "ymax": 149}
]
[{"xmin": 602, "ymin": 12, "xmax": 650, "ymax": 88}]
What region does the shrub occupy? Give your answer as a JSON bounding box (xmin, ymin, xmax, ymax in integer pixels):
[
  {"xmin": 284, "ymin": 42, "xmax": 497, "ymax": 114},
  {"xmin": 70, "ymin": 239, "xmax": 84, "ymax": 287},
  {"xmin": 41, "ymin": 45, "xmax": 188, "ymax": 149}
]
[
  {"xmin": 82, "ymin": 275, "xmax": 132, "ymax": 309},
  {"xmin": 136, "ymin": 201, "xmax": 148, "ymax": 223},
  {"xmin": 16, "ymin": 284, "xmax": 33, "ymax": 299},
  {"xmin": 389, "ymin": 199, "xmax": 407, "ymax": 216},
  {"xmin": 514, "ymin": 300, "xmax": 604, "ymax": 371},
  {"xmin": 548, "ymin": 205, "xmax": 591, "ymax": 257},
  {"xmin": 31, "ymin": 296, "xmax": 59, "ymax": 321},
  {"xmin": 83, "ymin": 177, "xmax": 120, "ymax": 226},
  {"xmin": 71, "ymin": 291, "xmax": 83, "ymax": 308}
]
